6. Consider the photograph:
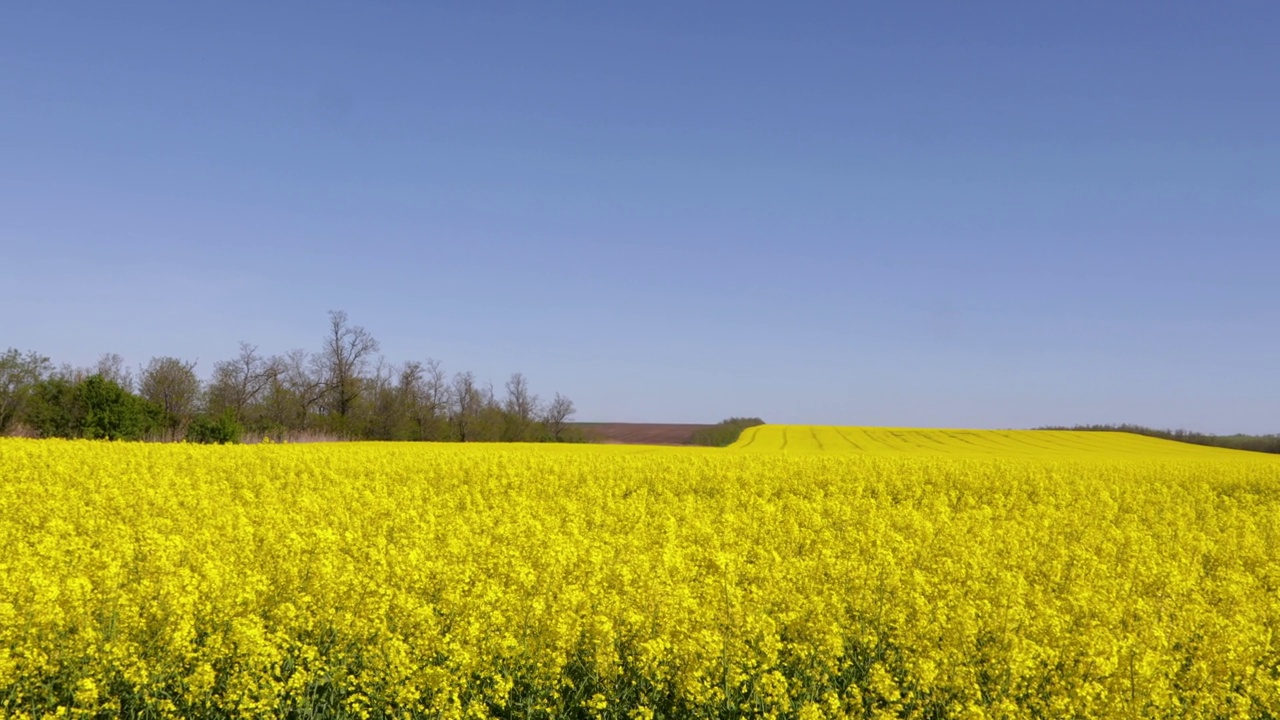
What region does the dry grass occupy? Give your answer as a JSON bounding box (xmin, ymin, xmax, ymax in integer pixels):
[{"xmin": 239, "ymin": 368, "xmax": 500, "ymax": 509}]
[{"xmin": 1, "ymin": 423, "xmax": 38, "ymax": 438}]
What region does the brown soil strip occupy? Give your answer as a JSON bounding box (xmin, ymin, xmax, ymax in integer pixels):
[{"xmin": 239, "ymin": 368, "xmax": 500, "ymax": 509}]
[{"xmin": 573, "ymin": 423, "xmax": 713, "ymax": 446}]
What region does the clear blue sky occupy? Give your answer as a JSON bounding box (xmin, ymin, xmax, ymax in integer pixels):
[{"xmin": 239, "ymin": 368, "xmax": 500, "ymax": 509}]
[{"xmin": 2, "ymin": 2, "xmax": 1277, "ymax": 432}]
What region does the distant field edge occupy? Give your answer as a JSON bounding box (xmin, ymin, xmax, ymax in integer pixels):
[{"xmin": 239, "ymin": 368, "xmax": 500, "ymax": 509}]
[
  {"xmin": 728, "ymin": 425, "xmax": 1271, "ymax": 458},
  {"xmin": 1036, "ymin": 423, "xmax": 1280, "ymax": 455}
]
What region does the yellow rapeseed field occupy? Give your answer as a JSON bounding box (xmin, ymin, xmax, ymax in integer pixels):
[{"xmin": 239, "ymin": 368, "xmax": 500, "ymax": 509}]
[
  {"xmin": 730, "ymin": 425, "xmax": 1253, "ymax": 458},
  {"xmin": 2, "ymin": 429, "xmax": 1279, "ymax": 719}
]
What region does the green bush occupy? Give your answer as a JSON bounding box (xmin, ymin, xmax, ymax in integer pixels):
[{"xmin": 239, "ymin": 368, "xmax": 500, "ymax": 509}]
[
  {"xmin": 26, "ymin": 376, "xmax": 81, "ymax": 439},
  {"xmin": 186, "ymin": 413, "xmax": 243, "ymax": 444},
  {"xmin": 78, "ymin": 375, "xmax": 161, "ymax": 441},
  {"xmin": 27, "ymin": 374, "xmax": 160, "ymax": 441}
]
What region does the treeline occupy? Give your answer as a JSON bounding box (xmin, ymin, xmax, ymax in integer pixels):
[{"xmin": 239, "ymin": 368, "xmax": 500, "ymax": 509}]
[
  {"xmin": 689, "ymin": 417, "xmax": 766, "ymax": 447},
  {"xmin": 0, "ymin": 311, "xmax": 580, "ymax": 444},
  {"xmin": 1037, "ymin": 424, "xmax": 1280, "ymax": 455}
]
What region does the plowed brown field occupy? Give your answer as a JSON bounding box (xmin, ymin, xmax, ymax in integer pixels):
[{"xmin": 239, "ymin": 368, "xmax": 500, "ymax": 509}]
[{"xmin": 574, "ymin": 423, "xmax": 711, "ymax": 445}]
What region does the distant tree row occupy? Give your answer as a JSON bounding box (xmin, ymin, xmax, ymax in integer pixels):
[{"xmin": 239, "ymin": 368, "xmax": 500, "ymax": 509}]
[
  {"xmin": 1036, "ymin": 424, "xmax": 1280, "ymax": 455},
  {"xmin": 689, "ymin": 417, "xmax": 766, "ymax": 447},
  {"xmin": 0, "ymin": 311, "xmax": 579, "ymax": 443}
]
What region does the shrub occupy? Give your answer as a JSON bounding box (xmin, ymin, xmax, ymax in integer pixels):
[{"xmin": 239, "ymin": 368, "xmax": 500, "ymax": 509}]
[
  {"xmin": 27, "ymin": 375, "xmax": 160, "ymax": 441},
  {"xmin": 186, "ymin": 413, "xmax": 243, "ymax": 444},
  {"xmin": 77, "ymin": 375, "xmax": 161, "ymax": 441}
]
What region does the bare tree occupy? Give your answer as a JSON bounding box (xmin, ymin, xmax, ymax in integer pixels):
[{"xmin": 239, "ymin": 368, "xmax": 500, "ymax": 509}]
[
  {"xmin": 389, "ymin": 360, "xmax": 426, "ymax": 439},
  {"xmin": 397, "ymin": 361, "xmax": 426, "ymax": 409},
  {"xmin": 50, "ymin": 363, "xmax": 84, "ymax": 383},
  {"xmin": 423, "ymin": 359, "xmax": 449, "ymax": 418},
  {"xmin": 504, "ymin": 372, "xmax": 539, "ymax": 422},
  {"xmin": 282, "ymin": 350, "xmax": 320, "ymax": 399},
  {"xmin": 450, "ymin": 371, "xmax": 484, "ymax": 441},
  {"xmin": 276, "ymin": 349, "xmax": 325, "ymax": 430},
  {"xmin": 207, "ymin": 342, "xmax": 271, "ymax": 422},
  {"xmin": 541, "ymin": 392, "xmax": 576, "ymax": 441},
  {"xmin": 257, "ymin": 353, "xmax": 297, "ymax": 433},
  {"xmin": 503, "ymin": 372, "xmax": 541, "ymax": 441},
  {"xmin": 387, "ymin": 359, "xmax": 447, "ymax": 439},
  {"xmin": 139, "ymin": 356, "xmax": 200, "ymax": 440},
  {"xmin": 412, "ymin": 358, "xmax": 451, "ymax": 440},
  {"xmin": 360, "ymin": 355, "xmax": 395, "ymax": 437},
  {"xmin": 95, "ymin": 352, "xmax": 133, "ymax": 392},
  {"xmin": 0, "ymin": 348, "xmax": 51, "ymax": 433},
  {"xmin": 477, "ymin": 379, "xmax": 505, "ymax": 441},
  {"xmin": 318, "ymin": 310, "xmax": 380, "ymax": 422}
]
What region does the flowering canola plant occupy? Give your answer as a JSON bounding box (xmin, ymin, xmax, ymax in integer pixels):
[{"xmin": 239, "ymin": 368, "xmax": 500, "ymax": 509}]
[{"xmin": 1, "ymin": 429, "xmax": 1279, "ymax": 719}]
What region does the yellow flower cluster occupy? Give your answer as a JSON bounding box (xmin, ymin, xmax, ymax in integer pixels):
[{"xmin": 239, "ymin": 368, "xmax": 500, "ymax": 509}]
[{"xmin": 1, "ymin": 430, "xmax": 1278, "ymax": 718}]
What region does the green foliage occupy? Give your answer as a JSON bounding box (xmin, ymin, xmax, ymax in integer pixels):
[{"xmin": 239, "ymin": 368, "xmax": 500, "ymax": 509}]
[
  {"xmin": 26, "ymin": 375, "xmax": 159, "ymax": 441},
  {"xmin": 186, "ymin": 413, "xmax": 244, "ymax": 444},
  {"xmin": 690, "ymin": 417, "xmax": 766, "ymax": 447},
  {"xmin": 26, "ymin": 376, "xmax": 81, "ymax": 439},
  {"xmin": 77, "ymin": 375, "xmax": 161, "ymax": 441},
  {"xmin": 1036, "ymin": 424, "xmax": 1280, "ymax": 455}
]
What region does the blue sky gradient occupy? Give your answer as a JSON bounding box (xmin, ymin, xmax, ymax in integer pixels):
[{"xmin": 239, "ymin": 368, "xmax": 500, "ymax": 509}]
[{"xmin": 2, "ymin": 2, "xmax": 1277, "ymax": 432}]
